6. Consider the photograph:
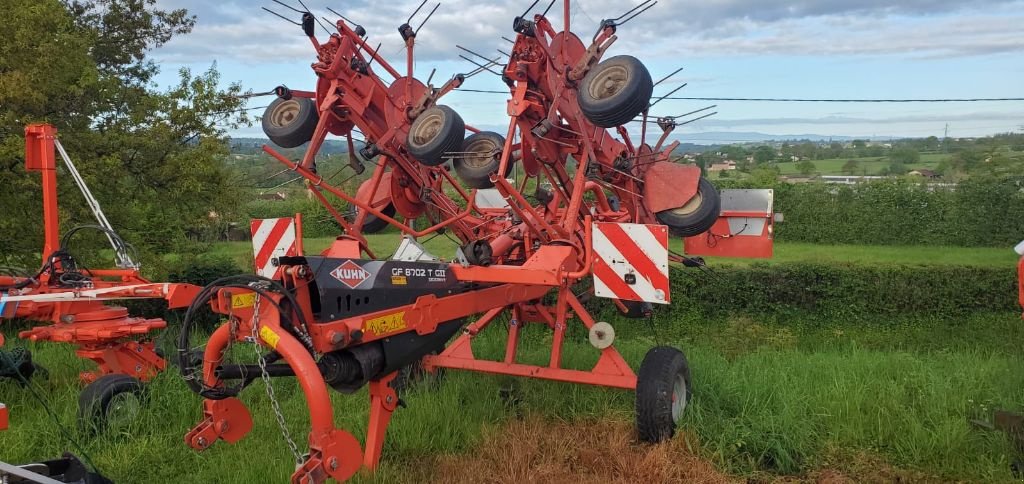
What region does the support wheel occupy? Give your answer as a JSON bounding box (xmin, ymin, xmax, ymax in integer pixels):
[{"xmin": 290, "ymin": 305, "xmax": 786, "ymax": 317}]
[
  {"xmin": 655, "ymin": 177, "xmax": 721, "ymax": 237},
  {"xmin": 454, "ymin": 131, "xmax": 510, "ymax": 189},
  {"xmin": 353, "ymin": 203, "xmax": 396, "ymax": 234},
  {"xmin": 636, "ymin": 346, "xmax": 691, "ymax": 443},
  {"xmin": 577, "ymin": 55, "xmax": 653, "ymax": 128},
  {"xmin": 262, "ymin": 97, "xmax": 319, "ymax": 148},
  {"xmin": 407, "ymin": 105, "xmax": 465, "ymax": 166},
  {"xmin": 78, "ymin": 374, "xmax": 147, "ymax": 434}
]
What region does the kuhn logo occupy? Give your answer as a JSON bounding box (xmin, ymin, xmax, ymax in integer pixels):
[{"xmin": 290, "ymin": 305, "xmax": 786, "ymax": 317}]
[{"xmin": 330, "ymin": 260, "xmax": 371, "ymax": 289}]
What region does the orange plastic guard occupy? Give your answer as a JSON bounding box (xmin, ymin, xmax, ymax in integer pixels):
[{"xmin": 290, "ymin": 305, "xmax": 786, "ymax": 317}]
[{"xmin": 684, "ymin": 189, "xmax": 775, "ymax": 259}]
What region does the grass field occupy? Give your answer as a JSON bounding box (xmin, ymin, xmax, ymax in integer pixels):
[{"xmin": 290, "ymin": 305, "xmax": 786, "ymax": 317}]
[
  {"xmin": 207, "ymin": 234, "xmax": 1019, "ymax": 269},
  {"xmin": 4, "ymin": 236, "xmax": 1023, "ymax": 482},
  {"xmin": 3, "ymin": 311, "xmax": 1023, "ymax": 482}
]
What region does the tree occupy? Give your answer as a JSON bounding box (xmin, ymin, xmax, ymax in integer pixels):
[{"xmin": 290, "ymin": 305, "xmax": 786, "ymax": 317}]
[
  {"xmin": 797, "ymin": 160, "xmax": 816, "ymax": 176},
  {"xmin": 842, "ymin": 159, "xmax": 860, "ymax": 175},
  {"xmin": 852, "ymin": 139, "xmax": 867, "ymax": 149},
  {"xmin": 0, "ymin": 0, "xmax": 249, "ymax": 266},
  {"xmin": 889, "ymin": 147, "xmax": 920, "ymax": 166},
  {"xmin": 753, "ymin": 145, "xmax": 776, "ymax": 164}
]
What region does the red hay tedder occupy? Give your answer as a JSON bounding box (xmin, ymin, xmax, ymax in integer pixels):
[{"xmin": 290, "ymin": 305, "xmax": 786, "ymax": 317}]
[
  {"xmin": 176, "ymin": 1, "xmax": 775, "ymax": 482},
  {"xmin": 0, "ymin": 125, "xmax": 200, "ymax": 433}
]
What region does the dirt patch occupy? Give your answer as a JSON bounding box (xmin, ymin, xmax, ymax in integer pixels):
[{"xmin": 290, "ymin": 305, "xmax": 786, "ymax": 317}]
[
  {"xmin": 430, "ymin": 417, "xmax": 737, "ymax": 484},
  {"xmin": 427, "ymin": 417, "xmax": 946, "ymax": 484}
]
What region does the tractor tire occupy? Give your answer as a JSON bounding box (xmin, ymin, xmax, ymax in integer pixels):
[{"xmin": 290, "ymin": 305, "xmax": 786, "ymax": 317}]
[
  {"xmin": 578, "ymin": 55, "xmax": 653, "ymax": 128},
  {"xmin": 354, "ymin": 203, "xmax": 396, "ymax": 234},
  {"xmin": 407, "ymin": 105, "xmax": 465, "ymax": 166},
  {"xmin": 454, "ymin": 131, "xmax": 510, "ymax": 189},
  {"xmin": 635, "ymin": 346, "xmax": 691, "ymax": 443},
  {"xmin": 78, "ymin": 374, "xmax": 147, "ymax": 434},
  {"xmin": 655, "ymin": 177, "xmax": 721, "ymax": 237},
  {"xmin": 262, "ymin": 97, "xmax": 320, "ymax": 148}
]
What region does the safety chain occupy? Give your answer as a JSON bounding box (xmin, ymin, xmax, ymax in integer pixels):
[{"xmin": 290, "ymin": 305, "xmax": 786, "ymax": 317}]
[{"xmin": 251, "ymin": 290, "xmax": 305, "ymax": 466}]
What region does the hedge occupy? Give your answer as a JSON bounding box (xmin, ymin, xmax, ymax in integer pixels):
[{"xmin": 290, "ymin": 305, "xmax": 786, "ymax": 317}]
[
  {"xmin": 717, "ymin": 176, "xmax": 1024, "ymax": 247},
  {"xmin": 668, "ymin": 262, "xmax": 1017, "ymax": 319}
]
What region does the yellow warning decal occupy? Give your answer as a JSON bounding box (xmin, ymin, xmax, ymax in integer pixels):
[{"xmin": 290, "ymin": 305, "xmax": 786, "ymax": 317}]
[
  {"xmin": 259, "ymin": 326, "xmax": 281, "ymax": 349},
  {"xmin": 363, "ymin": 311, "xmax": 407, "ymax": 336},
  {"xmin": 391, "ymin": 275, "xmax": 408, "ymax": 285},
  {"xmin": 231, "ymin": 292, "xmax": 257, "ymax": 309}
]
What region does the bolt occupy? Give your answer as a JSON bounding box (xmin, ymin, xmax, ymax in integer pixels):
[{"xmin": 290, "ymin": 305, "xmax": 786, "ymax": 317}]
[
  {"xmin": 329, "ymin": 457, "xmax": 338, "ymax": 470},
  {"xmin": 197, "ymin": 437, "xmax": 208, "ymax": 448},
  {"xmin": 386, "ymin": 395, "xmax": 394, "ymax": 404}
]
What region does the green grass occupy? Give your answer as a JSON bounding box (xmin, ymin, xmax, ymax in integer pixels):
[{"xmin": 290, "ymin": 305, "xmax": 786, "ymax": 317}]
[
  {"xmin": 771, "ymin": 155, "xmax": 949, "ymax": 176},
  {"xmin": 3, "ymin": 311, "xmax": 1023, "ymax": 482},
  {"xmin": 208, "ymin": 234, "xmax": 1018, "ymax": 269}
]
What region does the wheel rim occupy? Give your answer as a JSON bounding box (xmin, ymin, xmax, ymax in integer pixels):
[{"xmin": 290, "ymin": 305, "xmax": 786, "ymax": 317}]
[
  {"xmin": 411, "ymin": 111, "xmax": 444, "ymax": 147},
  {"xmin": 671, "ymin": 373, "xmax": 687, "ymax": 421},
  {"xmin": 269, "ymin": 100, "xmax": 301, "ymax": 128},
  {"xmin": 464, "ymin": 138, "xmax": 500, "ymax": 168},
  {"xmin": 668, "ymin": 190, "xmax": 703, "ymax": 216},
  {"xmin": 588, "ymin": 65, "xmax": 630, "ymax": 101},
  {"xmin": 105, "ymin": 391, "xmax": 142, "ymax": 431}
]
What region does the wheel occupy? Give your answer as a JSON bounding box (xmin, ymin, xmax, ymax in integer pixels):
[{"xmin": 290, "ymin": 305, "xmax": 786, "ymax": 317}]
[
  {"xmin": 577, "ymin": 55, "xmax": 653, "ymax": 128},
  {"xmin": 454, "ymin": 131, "xmax": 510, "ymax": 189},
  {"xmin": 353, "ymin": 203, "xmax": 396, "ymax": 234},
  {"xmin": 407, "ymin": 105, "xmax": 465, "ymax": 166},
  {"xmin": 262, "ymin": 97, "xmax": 319, "ymax": 148},
  {"xmin": 655, "ymin": 177, "xmax": 721, "ymax": 237},
  {"xmin": 78, "ymin": 374, "xmax": 147, "ymax": 434},
  {"xmin": 636, "ymin": 346, "xmax": 691, "ymax": 443}
]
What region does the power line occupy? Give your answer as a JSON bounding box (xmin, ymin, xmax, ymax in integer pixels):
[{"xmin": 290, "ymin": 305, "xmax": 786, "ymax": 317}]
[
  {"xmin": 660, "ymin": 97, "xmax": 1024, "ymax": 103},
  {"xmin": 452, "ymin": 89, "xmax": 1024, "ymax": 103}
]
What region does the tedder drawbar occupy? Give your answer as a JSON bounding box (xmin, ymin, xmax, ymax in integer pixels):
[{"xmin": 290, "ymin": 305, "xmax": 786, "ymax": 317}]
[{"xmin": 177, "ymin": 1, "xmax": 775, "ymax": 482}]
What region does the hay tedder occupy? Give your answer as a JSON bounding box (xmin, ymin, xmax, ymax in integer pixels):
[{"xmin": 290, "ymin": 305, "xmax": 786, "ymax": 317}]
[
  {"xmin": 174, "ymin": 0, "xmax": 775, "ymax": 482},
  {"xmin": 0, "ymin": 125, "xmax": 200, "ymax": 433}
]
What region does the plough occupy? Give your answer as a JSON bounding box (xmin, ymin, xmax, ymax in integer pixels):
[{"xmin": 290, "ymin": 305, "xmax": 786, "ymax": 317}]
[
  {"xmin": 0, "ymin": 125, "xmax": 200, "ymax": 433},
  {"xmin": 177, "ymin": 1, "xmax": 774, "ymax": 483}
]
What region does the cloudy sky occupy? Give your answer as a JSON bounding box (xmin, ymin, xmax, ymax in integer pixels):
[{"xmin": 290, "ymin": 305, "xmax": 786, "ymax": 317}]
[{"xmin": 152, "ymin": 0, "xmax": 1024, "ymax": 141}]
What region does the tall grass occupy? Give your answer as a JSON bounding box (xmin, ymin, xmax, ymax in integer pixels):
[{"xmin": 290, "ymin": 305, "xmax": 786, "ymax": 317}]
[{"xmin": 2, "ymin": 312, "xmax": 1022, "ymax": 482}]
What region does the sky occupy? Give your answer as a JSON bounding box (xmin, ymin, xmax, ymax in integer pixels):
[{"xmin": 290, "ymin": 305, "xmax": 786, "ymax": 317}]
[{"xmin": 151, "ymin": 0, "xmax": 1024, "ymax": 142}]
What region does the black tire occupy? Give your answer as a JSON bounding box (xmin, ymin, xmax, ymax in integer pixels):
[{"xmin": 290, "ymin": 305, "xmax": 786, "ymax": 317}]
[
  {"xmin": 655, "ymin": 177, "xmax": 721, "ymax": 237},
  {"xmin": 407, "ymin": 105, "xmax": 465, "ymax": 166},
  {"xmin": 78, "ymin": 374, "xmax": 147, "ymax": 434},
  {"xmin": 262, "ymin": 97, "xmax": 319, "ymax": 148},
  {"xmin": 454, "ymin": 131, "xmax": 510, "ymax": 189},
  {"xmin": 355, "ymin": 203, "xmax": 396, "ymax": 234},
  {"xmin": 636, "ymin": 346, "xmax": 691, "ymax": 443},
  {"xmin": 578, "ymin": 55, "xmax": 653, "ymax": 128}
]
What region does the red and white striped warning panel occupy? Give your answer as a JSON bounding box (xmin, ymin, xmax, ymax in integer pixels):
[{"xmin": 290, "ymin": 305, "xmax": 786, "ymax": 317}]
[
  {"xmin": 251, "ymin": 217, "xmax": 297, "ymax": 279},
  {"xmin": 592, "ymin": 222, "xmax": 670, "ymax": 304}
]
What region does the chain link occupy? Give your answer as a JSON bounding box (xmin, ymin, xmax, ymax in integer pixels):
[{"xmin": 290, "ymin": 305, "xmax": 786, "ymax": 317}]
[{"xmin": 251, "ymin": 291, "xmax": 305, "ymax": 466}]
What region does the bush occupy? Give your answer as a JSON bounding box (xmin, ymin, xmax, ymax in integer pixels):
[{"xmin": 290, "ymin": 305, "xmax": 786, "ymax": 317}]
[
  {"xmin": 716, "ymin": 177, "xmax": 1024, "ymax": 247},
  {"xmin": 668, "ymin": 262, "xmax": 1016, "ymax": 319}
]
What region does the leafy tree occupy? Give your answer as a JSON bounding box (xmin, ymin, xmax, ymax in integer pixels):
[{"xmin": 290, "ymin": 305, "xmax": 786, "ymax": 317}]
[
  {"xmin": 828, "ymin": 142, "xmax": 844, "ymax": 158},
  {"xmin": 889, "ymin": 147, "xmax": 920, "ymax": 166},
  {"xmin": 753, "ymin": 146, "xmax": 776, "ymax": 164},
  {"xmin": 842, "ymin": 159, "xmax": 860, "ymax": 175},
  {"xmin": 797, "ymin": 160, "xmax": 817, "ymax": 176},
  {"xmin": 0, "ymin": 0, "xmax": 249, "ymax": 266},
  {"xmin": 852, "ymin": 139, "xmax": 867, "ymax": 149}
]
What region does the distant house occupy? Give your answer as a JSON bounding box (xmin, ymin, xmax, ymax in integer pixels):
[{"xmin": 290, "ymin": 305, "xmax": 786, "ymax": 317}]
[
  {"xmin": 908, "ymin": 169, "xmax": 940, "ymax": 179},
  {"xmin": 708, "ymin": 161, "xmax": 737, "ymax": 172},
  {"xmin": 258, "ymin": 191, "xmax": 288, "ymax": 201}
]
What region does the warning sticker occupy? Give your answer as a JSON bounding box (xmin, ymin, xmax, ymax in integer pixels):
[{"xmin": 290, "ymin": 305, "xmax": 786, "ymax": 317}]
[
  {"xmin": 391, "ymin": 275, "xmax": 408, "ymax": 285},
  {"xmin": 232, "ymin": 293, "xmax": 257, "ymax": 309},
  {"xmin": 259, "ymin": 326, "xmax": 281, "ymax": 349},
  {"xmin": 363, "ymin": 311, "xmax": 407, "ymax": 336}
]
